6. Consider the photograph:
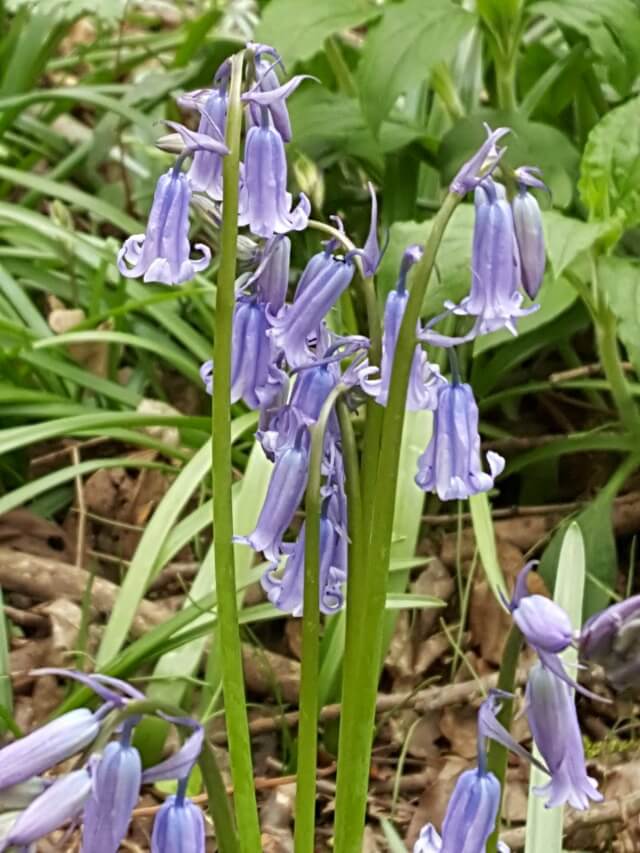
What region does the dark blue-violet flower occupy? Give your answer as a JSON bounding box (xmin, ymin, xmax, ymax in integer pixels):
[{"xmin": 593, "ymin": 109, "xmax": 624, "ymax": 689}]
[
  {"xmin": 257, "ymin": 402, "xmax": 304, "ymax": 462},
  {"xmin": 151, "ymin": 778, "xmax": 204, "ymax": 853},
  {"xmin": 261, "ymin": 493, "xmax": 347, "ymax": 616},
  {"xmin": 526, "ymin": 661, "xmax": 602, "ymax": 810},
  {"xmin": 580, "ymin": 594, "xmax": 640, "ymax": 691},
  {"xmin": 81, "ymin": 721, "xmax": 141, "ymax": 853},
  {"xmin": 3, "ymin": 768, "xmax": 92, "ymax": 849},
  {"xmin": 178, "ymin": 85, "xmax": 228, "ymax": 199},
  {"xmin": 450, "ymin": 124, "xmax": 510, "ymax": 196},
  {"xmin": 269, "ymin": 253, "xmax": 355, "ymax": 367},
  {"xmin": 247, "ymin": 235, "xmax": 291, "ymax": 314},
  {"xmin": 200, "ymin": 295, "xmax": 287, "ymax": 411},
  {"xmin": 512, "ymin": 167, "xmax": 546, "ymax": 299},
  {"xmin": 241, "ymin": 79, "xmax": 311, "ymax": 238},
  {"xmin": 508, "ymin": 562, "xmax": 574, "ymax": 654},
  {"xmin": 0, "ymin": 709, "xmax": 99, "ymax": 790},
  {"xmin": 118, "ymin": 167, "xmax": 211, "ymax": 285},
  {"xmin": 415, "ymin": 381, "xmax": 504, "ymax": 501},
  {"xmin": 235, "ymin": 426, "xmax": 310, "ymax": 560},
  {"xmin": 361, "ymin": 245, "xmax": 444, "ymax": 410}
]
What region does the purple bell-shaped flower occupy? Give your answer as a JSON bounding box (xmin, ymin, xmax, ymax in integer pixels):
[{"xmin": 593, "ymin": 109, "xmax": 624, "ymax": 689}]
[
  {"xmin": 151, "ymin": 778, "xmax": 205, "ymax": 853},
  {"xmin": 247, "ymin": 235, "xmax": 291, "ymax": 314},
  {"xmin": 509, "ymin": 562, "xmax": 574, "ymax": 654},
  {"xmin": 118, "ymin": 167, "xmax": 211, "ymax": 285},
  {"xmin": 361, "ymin": 245, "xmax": 444, "ymax": 410},
  {"xmin": 178, "ymin": 84, "xmax": 228, "ymax": 200},
  {"xmin": 526, "ymin": 662, "xmax": 602, "ymax": 810},
  {"xmin": 415, "ymin": 380, "xmax": 504, "ymax": 501},
  {"xmin": 512, "ymin": 167, "xmax": 546, "ymax": 299},
  {"xmin": 580, "ymin": 594, "xmax": 640, "ymax": 691}
]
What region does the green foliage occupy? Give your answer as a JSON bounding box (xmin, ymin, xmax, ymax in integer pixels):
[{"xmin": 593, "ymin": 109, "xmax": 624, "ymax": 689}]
[
  {"xmin": 579, "ymin": 95, "xmax": 640, "ymax": 229},
  {"xmin": 598, "ymin": 256, "xmax": 640, "ymax": 374}
]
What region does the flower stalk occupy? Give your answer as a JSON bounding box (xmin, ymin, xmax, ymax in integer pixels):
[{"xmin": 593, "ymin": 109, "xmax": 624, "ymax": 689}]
[
  {"xmin": 211, "ymin": 50, "xmax": 262, "ymax": 851},
  {"xmin": 333, "ymin": 192, "xmax": 461, "ymax": 853}
]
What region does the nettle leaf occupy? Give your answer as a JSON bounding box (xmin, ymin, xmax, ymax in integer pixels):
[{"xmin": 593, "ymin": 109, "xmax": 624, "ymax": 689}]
[
  {"xmin": 358, "ymin": 0, "xmax": 475, "ymax": 132},
  {"xmin": 542, "ymin": 210, "xmax": 607, "ymax": 279},
  {"xmin": 256, "ymin": 0, "xmax": 380, "ymax": 67},
  {"xmin": 376, "ymin": 205, "xmax": 475, "ymax": 316},
  {"xmin": 578, "ymin": 96, "xmax": 640, "ymax": 230},
  {"xmin": 529, "ymin": 0, "xmax": 640, "ymax": 93},
  {"xmin": 598, "ymin": 256, "xmax": 640, "ymax": 375}
]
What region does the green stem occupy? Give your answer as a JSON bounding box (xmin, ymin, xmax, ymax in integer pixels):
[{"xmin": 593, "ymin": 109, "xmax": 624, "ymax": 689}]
[
  {"xmin": 324, "ymin": 36, "xmax": 358, "ymax": 97},
  {"xmin": 596, "ymin": 305, "xmax": 640, "ymax": 436},
  {"xmin": 211, "ymin": 51, "xmax": 262, "ymax": 852},
  {"xmin": 334, "ymin": 192, "xmax": 461, "ymax": 853},
  {"xmin": 295, "ymin": 385, "xmax": 345, "ymax": 853},
  {"xmin": 486, "ymin": 626, "xmax": 523, "ymax": 853},
  {"xmin": 495, "ymin": 55, "xmax": 517, "ymax": 111}
]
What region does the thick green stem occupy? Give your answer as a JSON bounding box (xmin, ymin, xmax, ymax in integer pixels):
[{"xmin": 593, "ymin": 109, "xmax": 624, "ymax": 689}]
[
  {"xmin": 211, "ymin": 51, "xmax": 262, "ymax": 852},
  {"xmin": 495, "ymin": 55, "xmax": 517, "ymax": 111},
  {"xmin": 334, "ymin": 193, "xmax": 461, "ymax": 853},
  {"xmin": 295, "ymin": 385, "xmax": 345, "ymax": 852},
  {"xmin": 486, "ymin": 626, "xmax": 523, "ymax": 853}
]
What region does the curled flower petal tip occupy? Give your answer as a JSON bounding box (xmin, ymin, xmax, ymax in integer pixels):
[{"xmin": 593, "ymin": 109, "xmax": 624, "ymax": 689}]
[{"xmin": 449, "ymin": 125, "xmax": 510, "ymax": 196}]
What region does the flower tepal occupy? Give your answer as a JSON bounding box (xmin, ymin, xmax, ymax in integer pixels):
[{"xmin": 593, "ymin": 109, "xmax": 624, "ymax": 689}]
[
  {"xmin": 118, "ymin": 168, "xmax": 211, "ymax": 285},
  {"xmin": 415, "ymin": 381, "xmax": 504, "ymax": 501},
  {"xmin": 151, "ymin": 779, "xmax": 205, "ymax": 853},
  {"xmin": 526, "ymin": 662, "xmax": 602, "ymax": 810}
]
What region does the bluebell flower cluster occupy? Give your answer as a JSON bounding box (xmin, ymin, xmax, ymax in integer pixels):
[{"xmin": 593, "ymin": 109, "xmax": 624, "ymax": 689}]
[{"xmin": 0, "ymin": 670, "xmax": 206, "ymax": 852}]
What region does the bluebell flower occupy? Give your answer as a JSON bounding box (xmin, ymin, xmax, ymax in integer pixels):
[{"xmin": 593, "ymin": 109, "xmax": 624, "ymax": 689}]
[
  {"xmin": 427, "ymin": 767, "xmax": 501, "ymax": 853},
  {"xmin": 151, "ymin": 778, "xmax": 204, "ymax": 853},
  {"xmin": 361, "ymin": 245, "xmax": 444, "ymax": 410},
  {"xmin": 246, "ymin": 44, "xmax": 290, "ymax": 138},
  {"xmin": 236, "ymin": 426, "xmax": 310, "ymax": 560},
  {"xmin": 257, "ymin": 402, "xmax": 304, "ymax": 462},
  {"xmin": 81, "ymin": 721, "xmax": 142, "ymax": 853},
  {"xmin": 526, "ymin": 662, "xmax": 602, "ymax": 809},
  {"xmin": 580, "ymin": 594, "xmax": 640, "ymax": 691},
  {"xmin": 3, "ymin": 769, "xmax": 92, "ymax": 850},
  {"xmin": 247, "ymin": 235, "xmax": 291, "ymax": 314},
  {"xmin": 361, "ymin": 182, "xmax": 382, "ymax": 276},
  {"xmin": 178, "ymin": 84, "xmax": 228, "ymax": 199},
  {"xmin": 261, "ymin": 493, "xmax": 347, "ymax": 616},
  {"xmin": 508, "ymin": 562, "xmax": 574, "ymax": 654},
  {"xmin": 243, "ymin": 73, "xmax": 312, "ymax": 144},
  {"xmin": 143, "ymin": 724, "xmax": 203, "ymax": 784},
  {"xmin": 200, "ymin": 295, "xmax": 287, "ymax": 411},
  {"xmin": 240, "ymin": 85, "xmax": 310, "ymax": 238},
  {"xmin": 269, "ymin": 253, "xmax": 355, "ymax": 367},
  {"xmin": 449, "ymin": 124, "xmax": 510, "ymax": 196},
  {"xmin": 512, "ymin": 167, "xmax": 546, "ymax": 299},
  {"xmin": 0, "ymin": 709, "xmax": 99, "ymax": 790},
  {"xmin": 415, "ymin": 381, "xmax": 504, "ymax": 501},
  {"xmin": 118, "ymin": 167, "xmax": 211, "ymax": 285}
]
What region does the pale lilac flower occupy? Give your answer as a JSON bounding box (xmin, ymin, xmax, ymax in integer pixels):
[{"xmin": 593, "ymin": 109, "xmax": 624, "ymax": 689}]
[
  {"xmin": 3, "ymin": 769, "xmax": 92, "ymax": 849},
  {"xmin": 361, "ymin": 245, "xmax": 444, "ymax": 410},
  {"xmin": 261, "ymin": 494, "xmax": 347, "ymax": 616},
  {"xmin": 81, "ymin": 724, "xmax": 141, "ymax": 853},
  {"xmin": 151, "ymin": 779, "xmax": 204, "ymax": 853},
  {"xmin": 0, "ymin": 709, "xmax": 99, "ymax": 790},
  {"xmin": 414, "ymin": 823, "xmax": 443, "ymax": 852},
  {"xmin": 178, "ymin": 85, "xmax": 228, "ymax": 199},
  {"xmin": 243, "ymin": 73, "xmax": 312, "ymax": 142},
  {"xmin": 269, "ymin": 254, "xmax": 355, "ymax": 367},
  {"xmin": 512, "ymin": 167, "xmax": 546, "ymax": 299},
  {"xmin": 247, "ymin": 235, "xmax": 291, "ymax": 313},
  {"xmin": 509, "ymin": 562, "xmax": 574, "ymax": 654},
  {"xmin": 440, "ymin": 767, "xmax": 501, "ymax": 853},
  {"xmin": 477, "ymin": 690, "xmax": 548, "ymax": 773},
  {"xmin": 580, "ymin": 594, "xmax": 640, "ymax": 691},
  {"xmin": 257, "ymin": 402, "xmax": 304, "ymax": 462},
  {"xmin": 415, "ymin": 381, "xmax": 504, "ymax": 501},
  {"xmin": 526, "ymin": 662, "xmax": 602, "ymax": 810},
  {"xmin": 118, "ymin": 168, "xmax": 211, "ymax": 285},
  {"xmin": 241, "ymin": 89, "xmax": 310, "ymax": 238},
  {"xmin": 361, "ymin": 182, "xmax": 382, "ymax": 275},
  {"xmin": 142, "ymin": 725, "xmax": 203, "ymax": 784},
  {"xmin": 450, "ymin": 124, "xmax": 510, "ymax": 195},
  {"xmin": 235, "ymin": 426, "xmax": 310, "ymax": 560}
]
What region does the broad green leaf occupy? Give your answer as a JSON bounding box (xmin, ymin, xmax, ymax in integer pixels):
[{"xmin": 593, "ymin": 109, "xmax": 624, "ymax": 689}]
[
  {"xmin": 469, "ymin": 492, "xmax": 508, "ymax": 602},
  {"xmin": 597, "ymin": 256, "xmax": 640, "ymax": 375},
  {"xmin": 376, "ymin": 205, "xmax": 475, "ymax": 315},
  {"xmin": 578, "ymin": 95, "xmax": 640, "ymax": 228},
  {"xmin": 256, "ymin": 0, "xmax": 380, "ymax": 67},
  {"xmin": 358, "ymin": 0, "xmax": 475, "ymax": 132},
  {"xmin": 525, "ymin": 523, "xmax": 585, "ymax": 853},
  {"xmin": 542, "ymin": 211, "xmax": 607, "ymax": 280}
]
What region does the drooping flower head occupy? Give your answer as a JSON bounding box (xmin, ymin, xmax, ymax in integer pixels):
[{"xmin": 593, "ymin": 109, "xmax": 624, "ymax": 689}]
[
  {"xmin": 361, "ymin": 244, "xmax": 444, "ymax": 410},
  {"xmin": 525, "ymin": 662, "xmax": 602, "ymax": 810},
  {"xmin": 261, "ymin": 491, "xmax": 347, "ymax": 616},
  {"xmin": 512, "ymin": 166, "xmax": 546, "ymax": 299},
  {"xmin": 508, "ymin": 561, "xmax": 574, "ymax": 654},
  {"xmin": 415, "ymin": 380, "xmax": 504, "ymax": 501},
  {"xmin": 151, "ymin": 777, "xmax": 205, "ymax": 853},
  {"xmin": 118, "ymin": 166, "xmax": 213, "ymax": 285},
  {"xmin": 177, "ymin": 82, "xmax": 228, "ymax": 200},
  {"xmin": 247, "ymin": 234, "xmax": 291, "ymax": 314},
  {"xmin": 246, "ymin": 43, "xmax": 294, "ymax": 141},
  {"xmin": 580, "ymin": 594, "xmax": 640, "ymax": 691}
]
